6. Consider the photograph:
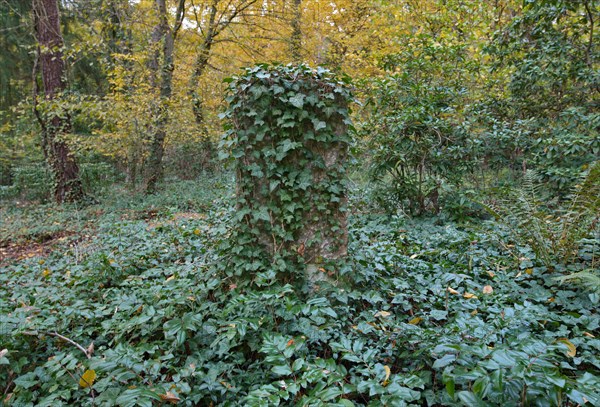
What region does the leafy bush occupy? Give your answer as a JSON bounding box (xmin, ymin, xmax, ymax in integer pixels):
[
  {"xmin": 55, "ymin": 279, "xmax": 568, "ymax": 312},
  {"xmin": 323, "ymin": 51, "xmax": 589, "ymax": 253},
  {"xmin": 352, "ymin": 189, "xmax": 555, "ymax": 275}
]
[
  {"xmin": 480, "ymin": 0, "xmax": 599, "ymax": 196},
  {"xmin": 6, "ymin": 164, "xmax": 53, "ymax": 202},
  {"xmin": 79, "ymin": 162, "xmax": 122, "ymax": 195},
  {"xmin": 360, "ymin": 34, "xmax": 477, "ymax": 215}
]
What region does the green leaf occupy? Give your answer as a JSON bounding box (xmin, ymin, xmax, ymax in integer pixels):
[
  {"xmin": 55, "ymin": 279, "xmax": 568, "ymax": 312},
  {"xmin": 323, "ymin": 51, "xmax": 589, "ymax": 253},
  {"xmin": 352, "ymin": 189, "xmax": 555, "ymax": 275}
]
[
  {"xmin": 271, "ymin": 364, "xmax": 293, "ymax": 376},
  {"xmin": 433, "ymin": 354, "xmax": 456, "ymax": 369},
  {"xmin": 313, "ymin": 120, "xmax": 327, "ymax": 131},
  {"xmin": 545, "ymin": 370, "xmax": 566, "ymax": 388},
  {"xmin": 429, "ymin": 310, "xmax": 448, "ymax": 320},
  {"xmin": 491, "ymin": 350, "xmax": 516, "ymax": 367},
  {"xmin": 292, "ymin": 358, "xmax": 305, "ymax": 371},
  {"xmin": 289, "ymin": 94, "xmax": 305, "ymax": 109},
  {"xmin": 457, "ymin": 391, "xmax": 487, "ymax": 407}
]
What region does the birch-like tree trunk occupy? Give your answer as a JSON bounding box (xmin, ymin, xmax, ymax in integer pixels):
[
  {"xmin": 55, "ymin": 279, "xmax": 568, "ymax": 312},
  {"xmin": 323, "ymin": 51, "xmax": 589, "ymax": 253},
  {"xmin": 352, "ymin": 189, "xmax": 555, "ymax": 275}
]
[{"xmin": 145, "ymin": 0, "xmax": 185, "ymax": 193}]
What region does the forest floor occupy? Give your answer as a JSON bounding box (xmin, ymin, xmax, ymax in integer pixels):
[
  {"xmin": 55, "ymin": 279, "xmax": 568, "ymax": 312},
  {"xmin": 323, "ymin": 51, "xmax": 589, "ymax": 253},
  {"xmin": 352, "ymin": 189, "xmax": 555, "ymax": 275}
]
[{"xmin": 0, "ymin": 177, "xmax": 599, "ymax": 406}]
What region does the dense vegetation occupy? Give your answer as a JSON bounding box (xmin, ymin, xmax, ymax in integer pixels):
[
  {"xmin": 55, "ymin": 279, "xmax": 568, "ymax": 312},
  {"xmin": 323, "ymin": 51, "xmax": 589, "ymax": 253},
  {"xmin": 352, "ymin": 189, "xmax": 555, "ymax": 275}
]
[
  {"xmin": 1, "ymin": 177, "xmax": 599, "ymax": 405},
  {"xmin": 1, "ymin": 0, "xmax": 599, "ymax": 406}
]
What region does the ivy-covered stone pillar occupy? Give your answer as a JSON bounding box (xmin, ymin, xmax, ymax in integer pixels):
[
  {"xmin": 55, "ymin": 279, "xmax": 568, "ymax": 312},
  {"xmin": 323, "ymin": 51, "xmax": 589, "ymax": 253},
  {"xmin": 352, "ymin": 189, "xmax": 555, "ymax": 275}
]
[{"xmin": 220, "ymin": 64, "xmax": 352, "ymax": 285}]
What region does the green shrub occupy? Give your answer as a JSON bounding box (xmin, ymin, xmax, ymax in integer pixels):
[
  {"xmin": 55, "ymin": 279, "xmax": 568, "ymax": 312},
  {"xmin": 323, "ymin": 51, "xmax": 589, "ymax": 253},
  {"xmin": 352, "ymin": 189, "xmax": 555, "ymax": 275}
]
[
  {"xmin": 9, "ymin": 164, "xmax": 53, "ymax": 202},
  {"xmin": 79, "ymin": 161, "xmax": 122, "ymax": 194}
]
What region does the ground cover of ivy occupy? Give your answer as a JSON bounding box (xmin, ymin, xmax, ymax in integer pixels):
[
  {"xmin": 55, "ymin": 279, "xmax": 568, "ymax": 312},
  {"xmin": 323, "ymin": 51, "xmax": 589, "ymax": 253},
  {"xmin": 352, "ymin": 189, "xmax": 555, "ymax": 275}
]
[{"xmin": 1, "ymin": 178, "xmax": 599, "ymax": 406}]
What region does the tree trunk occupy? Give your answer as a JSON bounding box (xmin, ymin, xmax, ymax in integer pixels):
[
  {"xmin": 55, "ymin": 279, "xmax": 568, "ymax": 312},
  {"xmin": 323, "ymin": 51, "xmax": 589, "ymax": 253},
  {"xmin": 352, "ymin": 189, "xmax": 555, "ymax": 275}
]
[
  {"xmin": 188, "ymin": 0, "xmax": 218, "ymax": 134},
  {"xmin": 144, "ymin": 0, "xmax": 178, "ymax": 193},
  {"xmin": 33, "ymin": 0, "xmax": 84, "ymax": 203},
  {"xmin": 290, "ymin": 0, "xmax": 302, "ymax": 62}
]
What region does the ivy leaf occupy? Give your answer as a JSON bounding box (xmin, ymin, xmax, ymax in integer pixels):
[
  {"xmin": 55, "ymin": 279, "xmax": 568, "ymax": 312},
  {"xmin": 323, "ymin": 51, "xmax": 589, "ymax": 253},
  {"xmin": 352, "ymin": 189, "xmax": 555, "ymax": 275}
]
[
  {"xmin": 253, "ymin": 208, "xmax": 271, "ymax": 222},
  {"xmin": 289, "ymin": 94, "xmax": 305, "ymax": 109},
  {"xmin": 312, "ymin": 119, "xmax": 327, "ymax": 131},
  {"xmin": 429, "ymin": 310, "xmax": 447, "ymax": 320}
]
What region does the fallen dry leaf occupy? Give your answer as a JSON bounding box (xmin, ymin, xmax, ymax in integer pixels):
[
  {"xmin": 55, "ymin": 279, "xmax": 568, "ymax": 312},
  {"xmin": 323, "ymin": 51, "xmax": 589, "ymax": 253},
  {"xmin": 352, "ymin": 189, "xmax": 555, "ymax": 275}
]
[{"xmin": 159, "ymin": 391, "xmax": 181, "ymax": 404}]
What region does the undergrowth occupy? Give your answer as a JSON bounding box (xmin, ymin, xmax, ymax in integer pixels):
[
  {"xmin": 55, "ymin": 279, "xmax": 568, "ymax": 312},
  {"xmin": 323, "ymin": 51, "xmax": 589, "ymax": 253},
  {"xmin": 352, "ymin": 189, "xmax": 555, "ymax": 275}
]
[{"xmin": 0, "ymin": 178, "xmax": 599, "ymax": 406}]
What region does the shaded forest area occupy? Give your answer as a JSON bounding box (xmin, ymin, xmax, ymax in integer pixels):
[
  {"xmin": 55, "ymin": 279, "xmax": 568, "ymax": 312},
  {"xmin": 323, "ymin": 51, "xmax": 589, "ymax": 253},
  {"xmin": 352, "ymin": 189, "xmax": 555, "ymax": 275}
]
[{"xmin": 1, "ymin": 0, "xmax": 599, "ymax": 406}]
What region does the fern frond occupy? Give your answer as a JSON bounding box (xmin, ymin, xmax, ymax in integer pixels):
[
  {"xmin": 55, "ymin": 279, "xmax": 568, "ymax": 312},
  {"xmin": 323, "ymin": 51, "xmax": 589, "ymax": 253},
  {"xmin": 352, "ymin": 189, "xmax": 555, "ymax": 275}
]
[
  {"xmin": 555, "ymin": 269, "xmax": 600, "ymax": 294},
  {"xmin": 483, "ymin": 166, "xmax": 599, "ymax": 269}
]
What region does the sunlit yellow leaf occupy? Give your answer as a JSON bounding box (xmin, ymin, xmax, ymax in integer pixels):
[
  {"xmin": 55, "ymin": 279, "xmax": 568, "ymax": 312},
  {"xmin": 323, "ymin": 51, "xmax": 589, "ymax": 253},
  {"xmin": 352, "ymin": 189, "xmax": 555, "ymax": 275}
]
[
  {"xmin": 447, "ymin": 287, "xmax": 460, "ymax": 295},
  {"xmin": 193, "ymin": 229, "xmax": 201, "ymax": 235},
  {"xmin": 525, "ymin": 268, "xmax": 533, "ymax": 275},
  {"xmin": 463, "ymin": 292, "xmax": 478, "ymax": 299},
  {"xmin": 408, "ymin": 317, "xmax": 422, "ymax": 325},
  {"xmin": 374, "ymin": 310, "xmax": 391, "ymax": 318},
  {"xmin": 42, "ymin": 269, "xmax": 51, "ymax": 278},
  {"xmin": 471, "ymin": 310, "xmax": 478, "ymax": 316},
  {"xmin": 79, "ymin": 369, "xmax": 96, "ymax": 388},
  {"xmin": 165, "ymin": 275, "xmax": 175, "ymax": 282},
  {"xmin": 583, "ymin": 332, "xmax": 595, "ymax": 338},
  {"xmin": 409, "ymin": 253, "xmax": 418, "ymax": 259},
  {"xmin": 557, "ymin": 338, "xmax": 576, "ymax": 357}
]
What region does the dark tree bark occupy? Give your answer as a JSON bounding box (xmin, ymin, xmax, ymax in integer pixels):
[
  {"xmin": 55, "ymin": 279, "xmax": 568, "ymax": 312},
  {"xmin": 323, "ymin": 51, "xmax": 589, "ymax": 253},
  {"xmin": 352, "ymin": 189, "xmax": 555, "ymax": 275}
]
[
  {"xmin": 144, "ymin": 0, "xmax": 185, "ymax": 193},
  {"xmin": 33, "ymin": 0, "xmax": 84, "ymax": 203}
]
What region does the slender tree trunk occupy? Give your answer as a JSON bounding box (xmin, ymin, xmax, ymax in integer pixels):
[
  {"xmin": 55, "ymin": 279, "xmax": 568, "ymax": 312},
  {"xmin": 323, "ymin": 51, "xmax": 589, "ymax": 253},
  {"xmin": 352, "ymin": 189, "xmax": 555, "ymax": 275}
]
[
  {"xmin": 145, "ymin": 0, "xmax": 180, "ymax": 193},
  {"xmin": 33, "ymin": 0, "xmax": 84, "ymax": 203},
  {"xmin": 188, "ymin": 0, "xmax": 218, "ymax": 133},
  {"xmin": 290, "ymin": 0, "xmax": 302, "ymax": 62},
  {"xmin": 188, "ymin": 44, "xmax": 211, "ymax": 135}
]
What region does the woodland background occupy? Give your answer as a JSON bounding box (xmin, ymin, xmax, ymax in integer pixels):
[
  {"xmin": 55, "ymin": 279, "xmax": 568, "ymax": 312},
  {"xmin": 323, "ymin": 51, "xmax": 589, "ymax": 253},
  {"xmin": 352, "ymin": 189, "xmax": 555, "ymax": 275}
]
[
  {"xmin": 0, "ymin": 0, "xmax": 595, "ymax": 203},
  {"xmin": 0, "ymin": 1, "xmax": 599, "ymax": 406}
]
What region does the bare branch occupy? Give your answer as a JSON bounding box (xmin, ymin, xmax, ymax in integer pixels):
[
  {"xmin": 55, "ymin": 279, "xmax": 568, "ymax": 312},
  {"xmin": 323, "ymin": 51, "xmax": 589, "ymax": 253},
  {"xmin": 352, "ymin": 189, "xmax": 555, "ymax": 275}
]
[{"xmin": 48, "ymin": 331, "xmax": 92, "ymax": 359}]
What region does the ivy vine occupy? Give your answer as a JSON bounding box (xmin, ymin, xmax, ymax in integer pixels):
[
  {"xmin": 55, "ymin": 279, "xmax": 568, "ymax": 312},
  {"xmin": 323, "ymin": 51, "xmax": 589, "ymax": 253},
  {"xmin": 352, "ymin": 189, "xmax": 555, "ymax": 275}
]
[{"xmin": 219, "ymin": 64, "xmax": 353, "ymax": 286}]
